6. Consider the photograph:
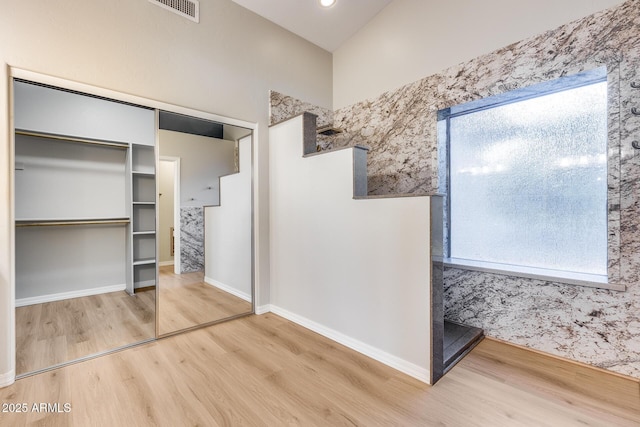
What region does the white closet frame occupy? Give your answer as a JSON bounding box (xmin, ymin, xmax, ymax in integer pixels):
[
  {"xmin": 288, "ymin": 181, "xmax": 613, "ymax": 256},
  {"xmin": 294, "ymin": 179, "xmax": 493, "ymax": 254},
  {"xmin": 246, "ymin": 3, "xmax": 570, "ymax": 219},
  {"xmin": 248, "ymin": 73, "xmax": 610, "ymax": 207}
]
[{"xmin": 7, "ymin": 68, "xmax": 258, "ymax": 381}]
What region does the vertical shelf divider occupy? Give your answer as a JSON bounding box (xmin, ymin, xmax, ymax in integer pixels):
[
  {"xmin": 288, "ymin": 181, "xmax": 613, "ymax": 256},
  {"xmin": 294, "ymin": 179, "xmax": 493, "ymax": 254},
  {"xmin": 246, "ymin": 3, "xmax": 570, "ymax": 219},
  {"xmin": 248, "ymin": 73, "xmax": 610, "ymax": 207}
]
[
  {"xmin": 130, "ymin": 143, "xmax": 157, "ymax": 292},
  {"xmin": 125, "ymin": 143, "xmax": 134, "ymax": 295}
]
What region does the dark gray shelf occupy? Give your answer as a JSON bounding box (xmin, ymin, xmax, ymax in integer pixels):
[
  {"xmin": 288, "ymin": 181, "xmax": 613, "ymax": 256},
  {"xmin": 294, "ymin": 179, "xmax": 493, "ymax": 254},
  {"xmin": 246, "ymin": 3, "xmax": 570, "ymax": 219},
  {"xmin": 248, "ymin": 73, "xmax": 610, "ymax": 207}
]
[{"xmin": 443, "ymin": 320, "xmax": 484, "ymax": 372}]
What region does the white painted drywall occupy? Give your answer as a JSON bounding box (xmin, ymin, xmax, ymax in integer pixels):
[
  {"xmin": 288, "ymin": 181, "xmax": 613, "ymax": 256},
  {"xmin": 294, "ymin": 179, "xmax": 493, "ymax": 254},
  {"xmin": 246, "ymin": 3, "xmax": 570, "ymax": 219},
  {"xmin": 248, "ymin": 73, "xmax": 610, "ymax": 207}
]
[
  {"xmin": 204, "ymin": 135, "xmax": 252, "ymax": 302},
  {"xmin": 333, "ymin": 0, "xmax": 626, "ymax": 108},
  {"xmin": 14, "ymin": 81, "xmax": 155, "ymax": 146},
  {"xmin": 269, "ymin": 115, "xmax": 433, "ymax": 382},
  {"xmin": 15, "ymin": 226, "xmax": 127, "ymax": 303},
  {"xmin": 0, "ymin": 0, "xmax": 332, "ymax": 386},
  {"xmin": 14, "ymin": 134, "xmax": 128, "ymax": 220},
  {"xmin": 159, "ymin": 159, "xmax": 176, "ymax": 265},
  {"xmin": 158, "ymin": 130, "xmax": 235, "ymax": 208}
]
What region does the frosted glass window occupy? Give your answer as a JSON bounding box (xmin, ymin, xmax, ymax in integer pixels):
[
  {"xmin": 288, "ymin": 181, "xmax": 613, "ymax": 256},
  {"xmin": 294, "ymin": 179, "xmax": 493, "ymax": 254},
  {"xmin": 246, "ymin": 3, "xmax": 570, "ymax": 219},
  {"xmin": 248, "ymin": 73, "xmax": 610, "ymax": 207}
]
[{"xmin": 449, "ymin": 81, "xmax": 608, "ymax": 276}]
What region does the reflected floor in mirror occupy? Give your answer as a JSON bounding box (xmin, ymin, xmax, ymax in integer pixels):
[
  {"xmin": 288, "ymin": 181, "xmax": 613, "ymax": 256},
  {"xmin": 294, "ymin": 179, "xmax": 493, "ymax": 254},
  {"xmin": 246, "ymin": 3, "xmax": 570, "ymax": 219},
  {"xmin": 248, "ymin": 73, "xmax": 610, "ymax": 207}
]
[
  {"xmin": 158, "ymin": 265, "xmax": 252, "ymax": 335},
  {"xmin": 15, "ymin": 289, "xmax": 155, "ymax": 376}
]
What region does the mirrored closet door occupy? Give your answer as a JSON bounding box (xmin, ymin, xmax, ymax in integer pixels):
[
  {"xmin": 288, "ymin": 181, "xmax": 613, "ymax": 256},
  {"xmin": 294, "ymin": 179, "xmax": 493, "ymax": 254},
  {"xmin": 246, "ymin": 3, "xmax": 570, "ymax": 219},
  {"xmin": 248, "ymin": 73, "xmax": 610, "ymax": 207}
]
[
  {"xmin": 156, "ymin": 111, "xmax": 254, "ymax": 336},
  {"xmin": 13, "ymin": 80, "xmax": 157, "ymax": 376}
]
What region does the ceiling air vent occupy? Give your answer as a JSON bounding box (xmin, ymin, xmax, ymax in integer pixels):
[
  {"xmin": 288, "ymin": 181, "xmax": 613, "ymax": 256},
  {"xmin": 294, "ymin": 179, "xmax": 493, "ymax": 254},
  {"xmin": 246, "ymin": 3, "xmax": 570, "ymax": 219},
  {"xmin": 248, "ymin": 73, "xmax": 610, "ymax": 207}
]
[{"xmin": 149, "ymin": 0, "xmax": 200, "ymax": 23}]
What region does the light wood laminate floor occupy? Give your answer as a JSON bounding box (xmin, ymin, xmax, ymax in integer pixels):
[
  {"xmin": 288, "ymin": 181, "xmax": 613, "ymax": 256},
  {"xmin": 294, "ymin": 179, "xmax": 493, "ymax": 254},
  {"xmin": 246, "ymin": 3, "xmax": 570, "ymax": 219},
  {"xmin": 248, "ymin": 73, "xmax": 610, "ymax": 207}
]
[
  {"xmin": 15, "ymin": 290, "xmax": 155, "ymax": 376},
  {"xmin": 2, "ymin": 313, "xmax": 639, "ymax": 426},
  {"xmin": 157, "ymin": 265, "xmax": 252, "ymax": 335}
]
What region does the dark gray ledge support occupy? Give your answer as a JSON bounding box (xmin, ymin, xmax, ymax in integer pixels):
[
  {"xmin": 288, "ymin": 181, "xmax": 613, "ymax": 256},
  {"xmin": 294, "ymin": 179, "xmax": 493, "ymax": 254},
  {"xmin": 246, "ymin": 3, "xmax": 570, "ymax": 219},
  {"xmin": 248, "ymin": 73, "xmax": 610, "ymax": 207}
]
[
  {"xmin": 353, "ymin": 147, "xmax": 368, "ymax": 197},
  {"xmin": 302, "ymin": 112, "xmax": 317, "ymax": 156},
  {"xmin": 430, "ymin": 195, "xmax": 445, "ymax": 384}
]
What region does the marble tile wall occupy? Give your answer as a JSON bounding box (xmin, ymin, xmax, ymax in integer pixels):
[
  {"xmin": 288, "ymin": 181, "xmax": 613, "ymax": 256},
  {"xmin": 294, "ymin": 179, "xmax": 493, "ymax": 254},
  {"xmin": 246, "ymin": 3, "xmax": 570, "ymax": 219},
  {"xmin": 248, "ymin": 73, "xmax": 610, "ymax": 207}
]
[
  {"xmin": 180, "ymin": 207, "xmax": 204, "ymax": 273},
  {"xmin": 269, "ymin": 91, "xmax": 335, "ymax": 151},
  {"xmin": 269, "ymin": 90, "xmax": 333, "ymax": 127},
  {"xmin": 270, "ymin": 0, "xmax": 640, "ymax": 377}
]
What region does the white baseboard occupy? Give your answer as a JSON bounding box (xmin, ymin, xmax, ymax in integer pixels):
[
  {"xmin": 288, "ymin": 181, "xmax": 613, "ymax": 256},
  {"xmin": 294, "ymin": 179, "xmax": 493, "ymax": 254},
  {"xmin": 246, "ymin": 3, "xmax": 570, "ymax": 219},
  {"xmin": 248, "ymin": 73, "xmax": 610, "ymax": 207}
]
[
  {"xmin": 255, "ymin": 304, "xmax": 271, "ymax": 315},
  {"xmin": 204, "ymin": 276, "xmax": 251, "ymax": 302},
  {"xmin": 158, "ymin": 261, "xmax": 174, "ymax": 267},
  {"xmin": 16, "ymin": 284, "xmax": 127, "ymax": 307},
  {"xmin": 269, "ymin": 305, "xmax": 430, "ymax": 384},
  {"xmin": 0, "ymin": 369, "xmax": 15, "ymax": 388}
]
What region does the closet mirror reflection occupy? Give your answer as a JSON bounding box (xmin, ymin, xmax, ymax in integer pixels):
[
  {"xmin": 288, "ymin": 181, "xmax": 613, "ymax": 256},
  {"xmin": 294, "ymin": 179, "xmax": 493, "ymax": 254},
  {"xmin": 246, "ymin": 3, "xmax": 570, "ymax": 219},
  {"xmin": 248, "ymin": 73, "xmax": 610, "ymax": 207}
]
[
  {"xmin": 13, "ymin": 79, "xmax": 157, "ymax": 376},
  {"xmin": 157, "ymin": 111, "xmax": 253, "ymax": 336}
]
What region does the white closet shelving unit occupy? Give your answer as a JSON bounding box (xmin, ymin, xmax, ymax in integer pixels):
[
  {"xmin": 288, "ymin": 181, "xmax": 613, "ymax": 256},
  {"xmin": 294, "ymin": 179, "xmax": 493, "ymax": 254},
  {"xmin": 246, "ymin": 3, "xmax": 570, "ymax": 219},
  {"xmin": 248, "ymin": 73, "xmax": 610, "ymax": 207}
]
[
  {"xmin": 13, "ymin": 80, "xmax": 157, "ymax": 305},
  {"xmin": 129, "ymin": 144, "xmax": 157, "ymax": 292}
]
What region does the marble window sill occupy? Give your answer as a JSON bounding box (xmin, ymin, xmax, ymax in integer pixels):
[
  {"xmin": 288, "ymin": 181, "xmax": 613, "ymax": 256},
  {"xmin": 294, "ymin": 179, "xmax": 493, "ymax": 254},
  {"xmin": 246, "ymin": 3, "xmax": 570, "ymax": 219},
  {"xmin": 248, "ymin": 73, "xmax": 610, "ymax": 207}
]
[{"xmin": 442, "ymin": 258, "xmax": 625, "ymax": 292}]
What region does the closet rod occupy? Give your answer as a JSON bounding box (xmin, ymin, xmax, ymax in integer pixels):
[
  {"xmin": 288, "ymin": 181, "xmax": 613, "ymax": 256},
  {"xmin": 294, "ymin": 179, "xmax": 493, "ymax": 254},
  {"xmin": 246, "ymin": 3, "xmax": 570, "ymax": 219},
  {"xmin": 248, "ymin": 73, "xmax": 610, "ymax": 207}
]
[
  {"xmin": 16, "ymin": 219, "xmax": 130, "ymax": 227},
  {"xmin": 15, "ymin": 130, "xmax": 129, "ymax": 149}
]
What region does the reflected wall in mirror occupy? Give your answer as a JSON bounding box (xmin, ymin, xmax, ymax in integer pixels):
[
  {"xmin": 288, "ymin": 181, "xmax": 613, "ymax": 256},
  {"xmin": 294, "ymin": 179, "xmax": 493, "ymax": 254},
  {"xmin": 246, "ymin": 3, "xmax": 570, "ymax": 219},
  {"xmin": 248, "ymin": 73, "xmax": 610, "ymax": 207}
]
[
  {"xmin": 157, "ymin": 111, "xmax": 253, "ymax": 336},
  {"xmin": 13, "ymin": 79, "xmax": 156, "ymax": 376}
]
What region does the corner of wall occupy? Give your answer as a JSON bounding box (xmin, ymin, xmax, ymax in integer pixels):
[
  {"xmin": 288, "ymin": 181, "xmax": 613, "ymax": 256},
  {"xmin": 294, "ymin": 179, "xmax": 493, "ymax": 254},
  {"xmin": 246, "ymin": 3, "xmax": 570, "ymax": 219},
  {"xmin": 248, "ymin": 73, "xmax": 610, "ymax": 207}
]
[
  {"xmin": 255, "ymin": 304, "xmax": 271, "ymax": 315},
  {"xmin": 0, "ymin": 369, "xmax": 15, "ymax": 388}
]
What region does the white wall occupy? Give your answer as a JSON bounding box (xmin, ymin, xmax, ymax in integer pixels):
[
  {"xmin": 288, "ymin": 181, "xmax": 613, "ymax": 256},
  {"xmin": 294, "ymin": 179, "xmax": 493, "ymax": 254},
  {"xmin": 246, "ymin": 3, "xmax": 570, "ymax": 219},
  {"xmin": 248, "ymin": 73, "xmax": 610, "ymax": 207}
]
[
  {"xmin": 14, "ymin": 80, "xmax": 155, "ymax": 146},
  {"xmin": 158, "ymin": 160, "xmax": 176, "ymax": 265},
  {"xmin": 269, "ymin": 115, "xmax": 433, "ymax": 382},
  {"xmin": 333, "ymin": 0, "xmax": 626, "ymax": 108},
  {"xmin": 15, "ymin": 226, "xmax": 127, "ymax": 304},
  {"xmin": 205, "ymin": 136, "xmax": 252, "ymax": 302},
  {"xmin": 14, "ymin": 135, "xmax": 128, "ymax": 220},
  {"xmin": 0, "ymin": 0, "xmax": 332, "ymax": 386},
  {"xmin": 158, "ymin": 130, "xmax": 235, "ymax": 208}
]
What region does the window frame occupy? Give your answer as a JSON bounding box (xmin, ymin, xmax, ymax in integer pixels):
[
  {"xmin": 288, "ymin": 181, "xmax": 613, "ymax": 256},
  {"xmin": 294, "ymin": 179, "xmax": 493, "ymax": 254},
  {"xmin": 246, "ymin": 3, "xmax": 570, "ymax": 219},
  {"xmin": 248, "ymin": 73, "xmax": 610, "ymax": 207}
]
[{"xmin": 439, "ymin": 68, "xmax": 622, "ymax": 291}]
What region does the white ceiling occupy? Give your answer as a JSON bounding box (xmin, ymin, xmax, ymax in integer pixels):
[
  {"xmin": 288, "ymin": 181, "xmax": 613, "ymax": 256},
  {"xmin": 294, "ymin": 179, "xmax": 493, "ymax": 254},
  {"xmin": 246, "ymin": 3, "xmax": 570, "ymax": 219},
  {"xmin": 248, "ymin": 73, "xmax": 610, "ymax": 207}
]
[{"xmin": 231, "ymin": 0, "xmax": 393, "ymax": 52}]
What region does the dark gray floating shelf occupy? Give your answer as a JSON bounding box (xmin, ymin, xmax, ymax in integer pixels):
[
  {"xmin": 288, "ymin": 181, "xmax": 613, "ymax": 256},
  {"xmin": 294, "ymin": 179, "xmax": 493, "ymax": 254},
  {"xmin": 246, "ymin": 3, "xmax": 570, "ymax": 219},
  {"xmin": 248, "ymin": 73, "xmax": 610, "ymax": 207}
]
[{"xmin": 443, "ymin": 320, "xmax": 484, "ymax": 373}]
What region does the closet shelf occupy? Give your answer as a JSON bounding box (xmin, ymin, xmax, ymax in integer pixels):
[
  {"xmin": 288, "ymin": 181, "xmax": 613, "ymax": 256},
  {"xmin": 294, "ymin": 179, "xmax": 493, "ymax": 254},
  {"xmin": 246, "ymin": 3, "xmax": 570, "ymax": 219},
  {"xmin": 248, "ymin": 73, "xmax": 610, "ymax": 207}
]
[
  {"xmin": 133, "ymin": 258, "xmax": 156, "ymax": 266},
  {"xmin": 15, "ymin": 130, "xmax": 129, "ymax": 150},
  {"xmin": 16, "ymin": 218, "xmax": 130, "ymax": 227}
]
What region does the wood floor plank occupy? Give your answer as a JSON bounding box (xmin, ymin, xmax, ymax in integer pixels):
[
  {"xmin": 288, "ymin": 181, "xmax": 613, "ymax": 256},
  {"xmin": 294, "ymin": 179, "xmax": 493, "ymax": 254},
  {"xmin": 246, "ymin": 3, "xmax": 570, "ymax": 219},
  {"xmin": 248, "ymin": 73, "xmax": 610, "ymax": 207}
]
[
  {"xmin": 2, "ymin": 313, "xmax": 639, "ymax": 426},
  {"xmin": 157, "ymin": 266, "xmax": 252, "ymax": 335},
  {"xmin": 15, "ymin": 290, "xmax": 155, "ymax": 375},
  {"xmin": 460, "ymin": 338, "xmax": 640, "ymax": 424}
]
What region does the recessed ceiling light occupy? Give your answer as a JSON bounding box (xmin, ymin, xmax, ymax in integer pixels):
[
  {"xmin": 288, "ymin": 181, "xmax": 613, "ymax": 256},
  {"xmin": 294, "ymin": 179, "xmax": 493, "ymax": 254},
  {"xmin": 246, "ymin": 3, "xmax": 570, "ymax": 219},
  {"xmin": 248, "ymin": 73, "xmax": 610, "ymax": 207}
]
[{"xmin": 319, "ymin": 0, "xmax": 336, "ymax": 7}]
